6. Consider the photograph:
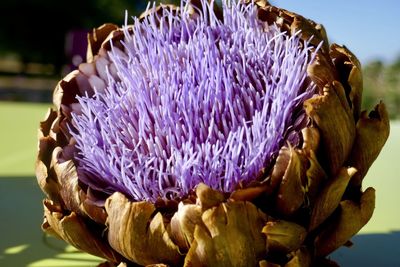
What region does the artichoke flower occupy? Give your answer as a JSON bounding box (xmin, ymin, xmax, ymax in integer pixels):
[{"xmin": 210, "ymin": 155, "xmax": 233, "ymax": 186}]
[{"xmin": 36, "ymin": 0, "xmax": 390, "ymax": 266}]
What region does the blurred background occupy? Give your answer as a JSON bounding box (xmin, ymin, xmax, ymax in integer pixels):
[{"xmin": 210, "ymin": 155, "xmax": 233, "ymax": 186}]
[
  {"xmin": 0, "ymin": 0, "xmax": 399, "ymax": 266},
  {"xmin": 0, "ymin": 0, "xmax": 180, "ymax": 102}
]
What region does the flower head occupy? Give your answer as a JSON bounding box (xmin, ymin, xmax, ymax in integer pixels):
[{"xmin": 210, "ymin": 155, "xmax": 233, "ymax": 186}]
[
  {"xmin": 71, "ymin": 0, "xmax": 318, "ymax": 202},
  {"xmin": 36, "ymin": 1, "xmax": 390, "ymax": 266}
]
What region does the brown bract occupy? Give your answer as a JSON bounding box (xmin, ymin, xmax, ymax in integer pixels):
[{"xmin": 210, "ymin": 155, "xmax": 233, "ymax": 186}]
[{"xmin": 35, "ymin": 1, "xmax": 390, "ymax": 266}]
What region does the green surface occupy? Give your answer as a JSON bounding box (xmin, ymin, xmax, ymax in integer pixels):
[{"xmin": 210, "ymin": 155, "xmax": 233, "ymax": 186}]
[
  {"xmin": 0, "ymin": 101, "xmax": 50, "ymax": 176},
  {"xmin": 0, "ymin": 177, "xmax": 103, "ymax": 267},
  {"xmin": 0, "ymin": 101, "xmax": 103, "ymax": 266},
  {"xmin": 0, "ymin": 101, "xmax": 399, "ymax": 266},
  {"xmin": 359, "ymin": 121, "xmax": 400, "ymax": 234}
]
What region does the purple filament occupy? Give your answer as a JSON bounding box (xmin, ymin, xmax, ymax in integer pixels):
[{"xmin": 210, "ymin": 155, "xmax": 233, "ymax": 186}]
[{"xmin": 70, "ymin": 0, "xmax": 318, "ymax": 201}]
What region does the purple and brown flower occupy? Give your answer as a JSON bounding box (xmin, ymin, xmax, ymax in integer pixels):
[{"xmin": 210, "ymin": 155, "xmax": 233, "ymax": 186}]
[{"xmin": 36, "ymin": 0, "xmax": 390, "ymax": 266}]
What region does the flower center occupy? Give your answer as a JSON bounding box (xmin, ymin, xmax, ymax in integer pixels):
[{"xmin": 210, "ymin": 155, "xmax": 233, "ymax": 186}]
[{"xmin": 71, "ymin": 0, "xmax": 317, "ymax": 201}]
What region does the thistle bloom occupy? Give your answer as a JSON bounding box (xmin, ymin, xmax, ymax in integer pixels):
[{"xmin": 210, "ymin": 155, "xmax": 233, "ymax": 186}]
[
  {"xmin": 36, "ymin": 0, "xmax": 390, "ymax": 266},
  {"xmin": 71, "ymin": 1, "xmax": 318, "ymax": 202}
]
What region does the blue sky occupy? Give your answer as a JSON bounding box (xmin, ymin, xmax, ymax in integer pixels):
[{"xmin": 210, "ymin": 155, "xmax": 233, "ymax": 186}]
[{"xmin": 272, "ymin": 0, "xmax": 400, "ymax": 64}]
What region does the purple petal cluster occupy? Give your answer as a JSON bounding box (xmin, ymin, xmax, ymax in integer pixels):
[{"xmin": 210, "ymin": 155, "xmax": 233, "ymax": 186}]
[{"xmin": 71, "ymin": 0, "xmax": 318, "ymax": 201}]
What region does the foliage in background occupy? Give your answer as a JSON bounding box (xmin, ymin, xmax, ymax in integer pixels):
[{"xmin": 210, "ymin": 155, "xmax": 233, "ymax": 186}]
[
  {"xmin": 363, "ymin": 57, "xmax": 400, "ymax": 119},
  {"xmin": 0, "ymin": 0, "xmax": 179, "ymax": 71}
]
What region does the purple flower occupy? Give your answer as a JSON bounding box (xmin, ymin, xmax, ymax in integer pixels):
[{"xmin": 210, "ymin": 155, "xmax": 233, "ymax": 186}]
[{"xmin": 70, "ymin": 0, "xmax": 319, "ymax": 202}]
